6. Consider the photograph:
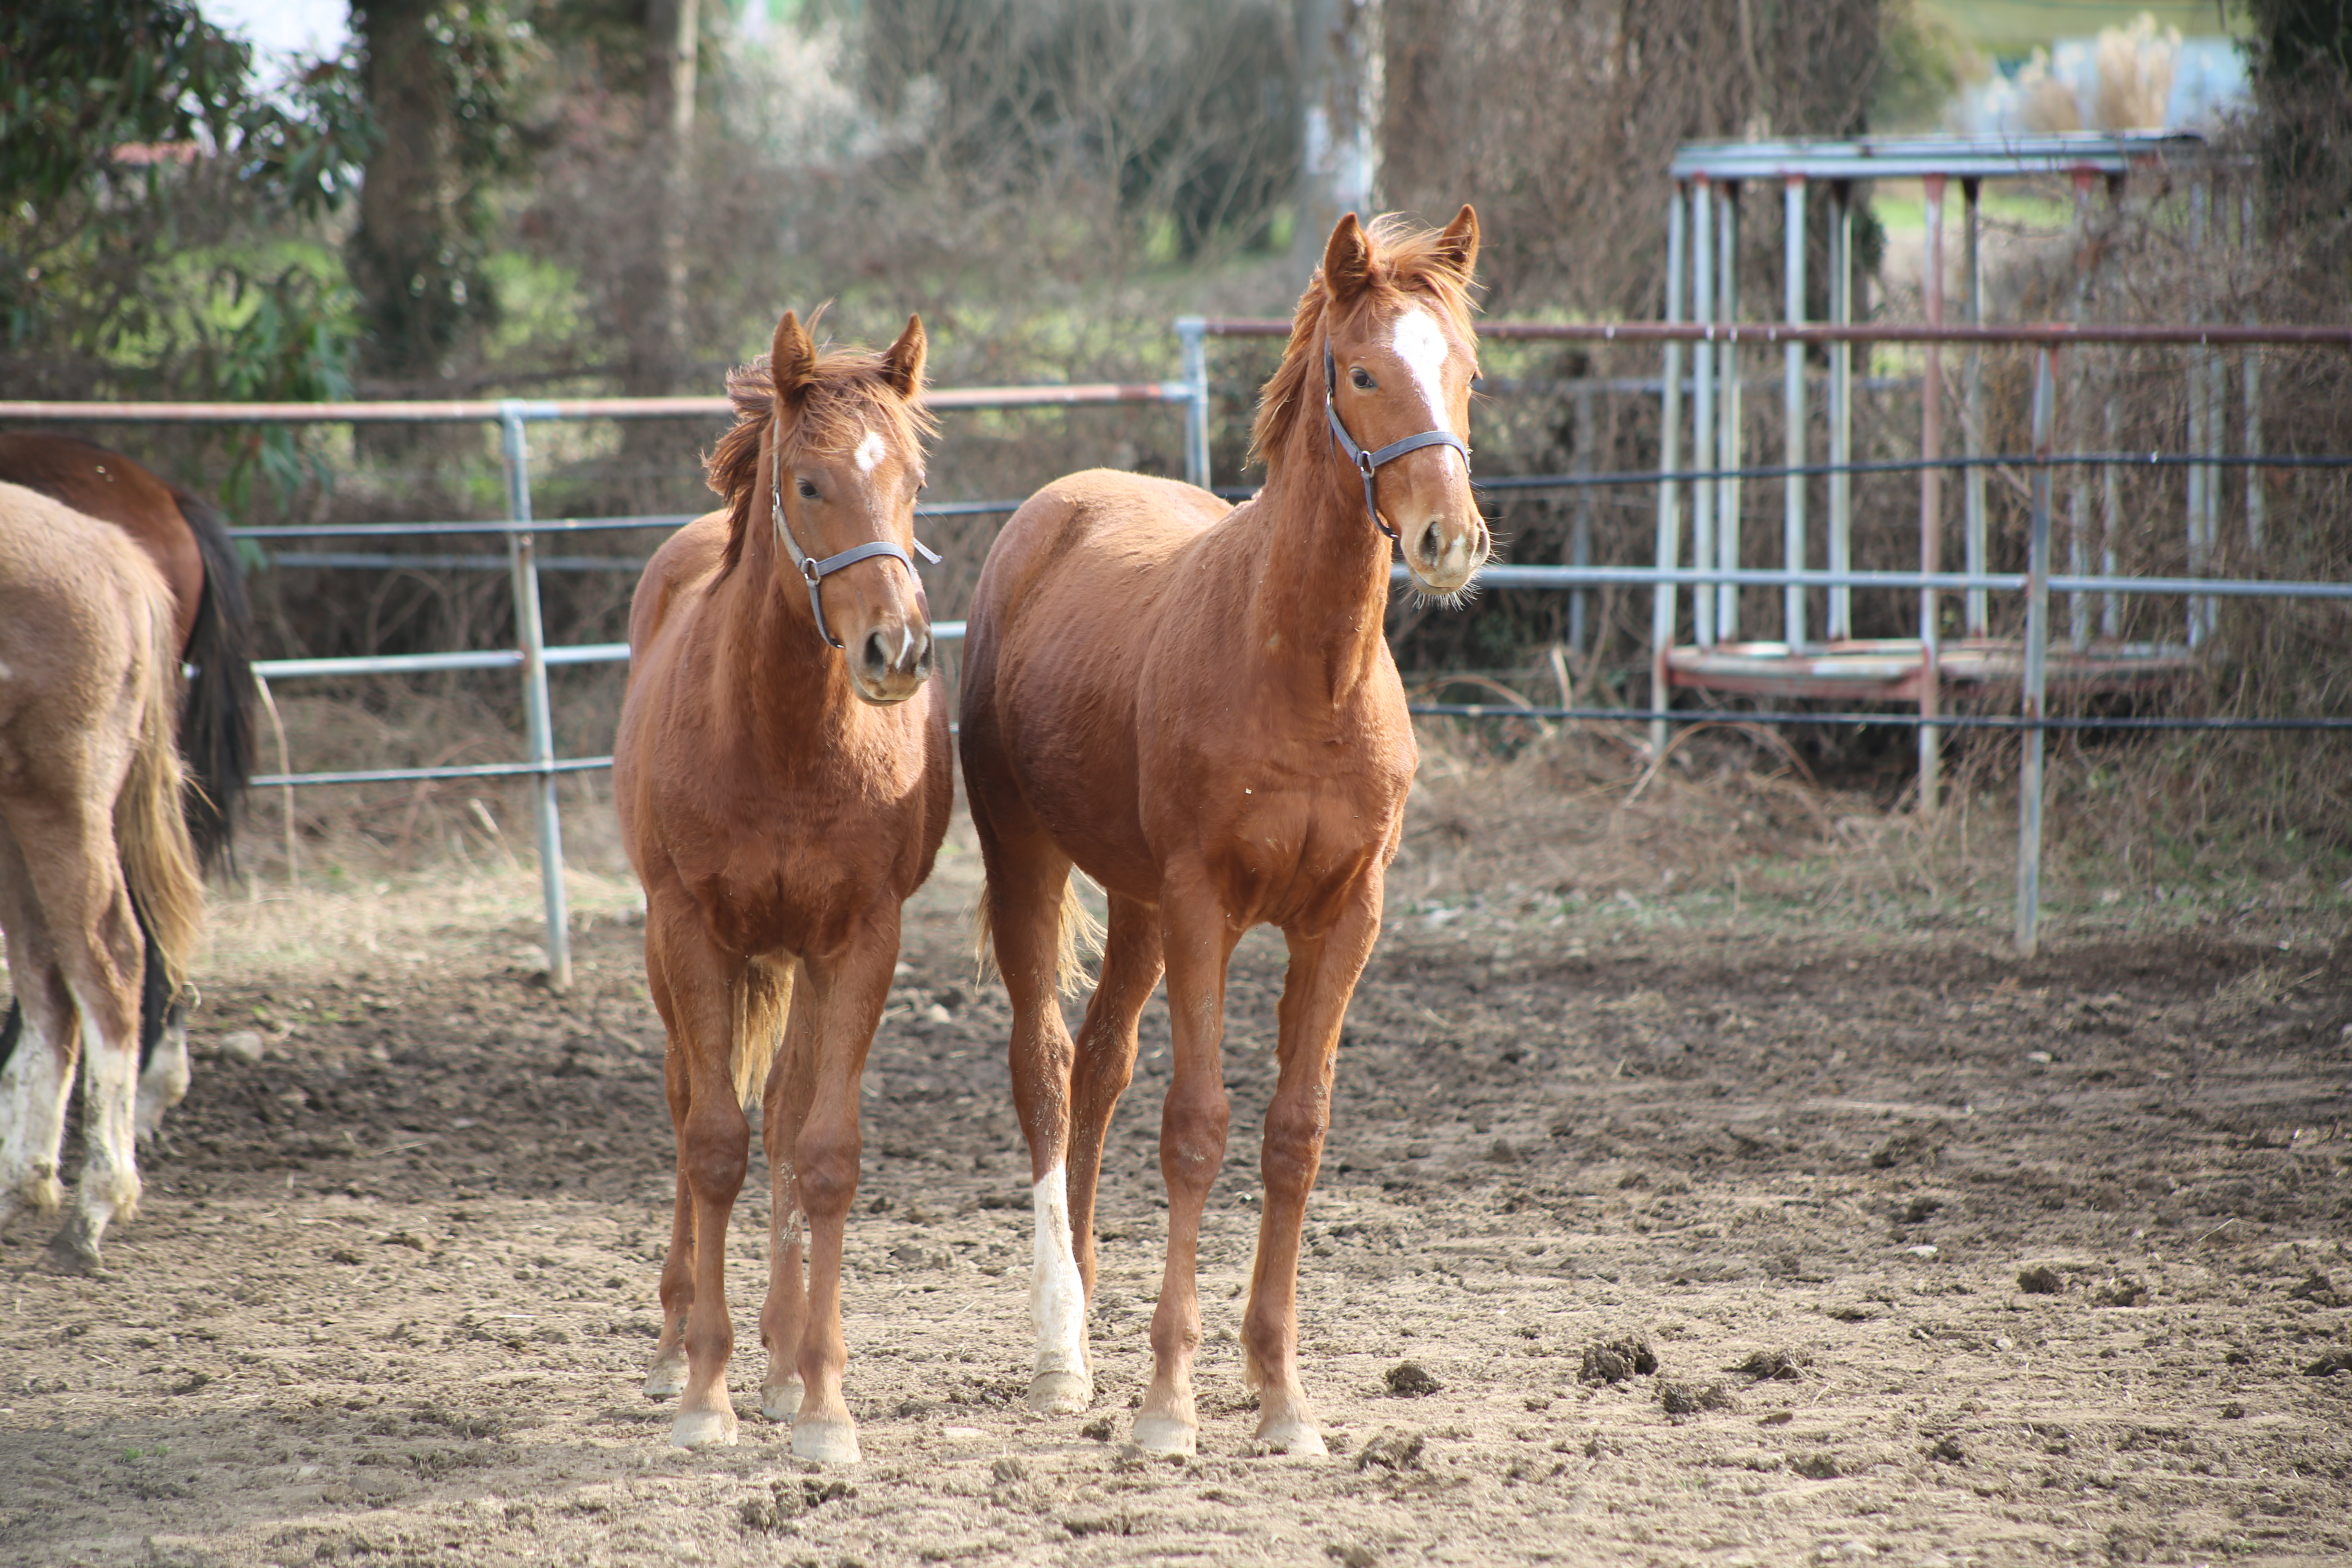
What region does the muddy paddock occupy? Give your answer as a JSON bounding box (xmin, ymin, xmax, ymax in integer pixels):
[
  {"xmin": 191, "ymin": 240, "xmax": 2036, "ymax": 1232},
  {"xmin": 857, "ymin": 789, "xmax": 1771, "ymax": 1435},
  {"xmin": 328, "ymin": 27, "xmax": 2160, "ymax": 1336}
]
[{"xmin": 4, "ymin": 810, "xmax": 2350, "ymax": 1567}]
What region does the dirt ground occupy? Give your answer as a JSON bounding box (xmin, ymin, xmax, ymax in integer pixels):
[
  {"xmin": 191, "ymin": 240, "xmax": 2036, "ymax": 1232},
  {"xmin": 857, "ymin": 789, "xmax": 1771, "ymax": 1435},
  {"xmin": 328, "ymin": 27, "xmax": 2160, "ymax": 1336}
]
[{"xmin": 4, "ymin": 786, "xmax": 2351, "ymax": 1568}]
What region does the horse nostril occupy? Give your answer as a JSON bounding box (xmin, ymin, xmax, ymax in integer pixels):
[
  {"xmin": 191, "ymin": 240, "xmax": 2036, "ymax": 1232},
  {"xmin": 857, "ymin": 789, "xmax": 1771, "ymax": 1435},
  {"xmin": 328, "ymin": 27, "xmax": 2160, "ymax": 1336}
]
[
  {"xmin": 914, "ymin": 631, "xmax": 933, "ymax": 672},
  {"xmin": 1418, "ymin": 523, "xmax": 1444, "ymax": 567},
  {"xmin": 862, "ymin": 630, "xmax": 890, "ymax": 679}
]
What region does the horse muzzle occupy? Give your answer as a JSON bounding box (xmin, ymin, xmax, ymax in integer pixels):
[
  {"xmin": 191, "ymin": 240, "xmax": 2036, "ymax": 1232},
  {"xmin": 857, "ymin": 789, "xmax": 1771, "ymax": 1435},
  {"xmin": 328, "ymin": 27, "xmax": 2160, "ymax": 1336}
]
[
  {"xmin": 1400, "ymin": 509, "xmax": 1489, "ymax": 597},
  {"xmin": 849, "ymin": 618, "xmax": 934, "ymax": 705}
]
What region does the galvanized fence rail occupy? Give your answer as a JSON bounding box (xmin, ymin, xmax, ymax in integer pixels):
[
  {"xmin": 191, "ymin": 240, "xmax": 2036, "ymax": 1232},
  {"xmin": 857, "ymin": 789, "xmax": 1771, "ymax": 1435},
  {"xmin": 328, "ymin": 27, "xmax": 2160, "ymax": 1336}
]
[
  {"xmin": 1175, "ymin": 314, "xmax": 2352, "ymax": 954},
  {"xmin": 3, "ymin": 383, "xmax": 1192, "ymax": 989},
  {"xmin": 7, "ymin": 312, "xmax": 2346, "ymax": 971}
]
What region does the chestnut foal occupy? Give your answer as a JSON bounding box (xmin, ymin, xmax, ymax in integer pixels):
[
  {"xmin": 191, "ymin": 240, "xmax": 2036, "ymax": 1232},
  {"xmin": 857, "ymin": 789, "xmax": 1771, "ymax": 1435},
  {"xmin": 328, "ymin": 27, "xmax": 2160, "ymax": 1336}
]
[
  {"xmin": 960, "ymin": 209, "xmax": 1487, "ymax": 1456},
  {"xmin": 613, "ymin": 310, "xmax": 949, "ymax": 1460}
]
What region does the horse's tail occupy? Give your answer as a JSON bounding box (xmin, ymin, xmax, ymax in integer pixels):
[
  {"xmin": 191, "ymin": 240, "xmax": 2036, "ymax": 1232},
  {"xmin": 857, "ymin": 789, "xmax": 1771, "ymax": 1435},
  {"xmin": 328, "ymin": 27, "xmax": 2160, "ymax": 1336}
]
[
  {"xmin": 117, "ymin": 589, "xmax": 205, "ymax": 1004},
  {"xmin": 731, "ymin": 957, "xmax": 794, "ymax": 1109},
  {"xmin": 972, "ymin": 869, "xmax": 1102, "ymax": 999},
  {"xmin": 171, "ymin": 484, "xmax": 256, "ymax": 876}
]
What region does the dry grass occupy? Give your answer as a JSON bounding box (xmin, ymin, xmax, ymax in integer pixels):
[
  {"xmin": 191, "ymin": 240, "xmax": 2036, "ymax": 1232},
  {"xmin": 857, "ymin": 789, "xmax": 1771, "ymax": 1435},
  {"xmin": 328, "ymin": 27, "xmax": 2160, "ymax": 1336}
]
[{"xmin": 1396, "ymin": 715, "xmax": 2352, "ymax": 940}]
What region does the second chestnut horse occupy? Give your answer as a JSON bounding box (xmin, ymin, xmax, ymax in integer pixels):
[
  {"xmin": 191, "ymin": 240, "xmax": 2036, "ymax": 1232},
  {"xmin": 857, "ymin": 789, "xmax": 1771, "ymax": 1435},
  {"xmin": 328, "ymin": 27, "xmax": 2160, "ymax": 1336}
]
[
  {"xmin": 960, "ymin": 208, "xmax": 1488, "ymax": 1457},
  {"xmin": 613, "ymin": 310, "xmax": 949, "ymax": 1460}
]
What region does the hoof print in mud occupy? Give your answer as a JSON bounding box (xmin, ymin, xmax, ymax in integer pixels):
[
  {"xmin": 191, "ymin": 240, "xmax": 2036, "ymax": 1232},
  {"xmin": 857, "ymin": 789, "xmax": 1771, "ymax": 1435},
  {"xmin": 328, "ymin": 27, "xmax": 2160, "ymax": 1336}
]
[
  {"xmin": 1383, "ymin": 1361, "xmax": 1440, "ymax": 1397},
  {"xmin": 1657, "ymin": 1379, "xmax": 1738, "ymax": 1417},
  {"xmin": 1729, "ymin": 1348, "xmax": 1811, "ymax": 1382},
  {"xmin": 1354, "ymin": 1429, "xmax": 1426, "ymax": 1472},
  {"xmin": 1578, "ymin": 1336, "xmax": 1658, "ymax": 1385}
]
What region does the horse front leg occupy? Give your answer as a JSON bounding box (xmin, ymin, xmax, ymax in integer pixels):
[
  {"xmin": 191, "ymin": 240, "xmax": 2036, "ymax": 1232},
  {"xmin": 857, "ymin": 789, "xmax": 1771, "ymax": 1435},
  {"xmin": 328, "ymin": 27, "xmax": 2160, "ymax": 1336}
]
[
  {"xmin": 759, "ymin": 960, "xmax": 814, "ymax": 1423},
  {"xmin": 790, "ymin": 911, "xmax": 898, "ymax": 1464},
  {"xmin": 646, "ymin": 912, "xmax": 750, "ymax": 1449},
  {"xmin": 1244, "ymin": 876, "xmax": 1383, "ymax": 1456},
  {"xmin": 1134, "ymin": 878, "xmax": 1238, "ymax": 1458},
  {"xmin": 641, "ymin": 935, "xmax": 694, "ymax": 1401}
]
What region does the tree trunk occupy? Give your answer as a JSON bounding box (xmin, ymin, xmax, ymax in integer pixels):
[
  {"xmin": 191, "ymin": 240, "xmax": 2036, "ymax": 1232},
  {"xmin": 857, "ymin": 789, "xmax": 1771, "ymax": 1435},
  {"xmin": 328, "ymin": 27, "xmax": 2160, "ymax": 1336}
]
[
  {"xmin": 624, "ymin": 0, "xmax": 699, "ymax": 400},
  {"xmin": 348, "ymin": 0, "xmax": 466, "ymax": 393},
  {"xmin": 616, "ymin": 0, "xmax": 700, "ymax": 503},
  {"xmin": 1376, "ymin": 0, "xmax": 1452, "ymax": 223},
  {"xmin": 1292, "ymin": 0, "xmax": 1380, "ymax": 283}
]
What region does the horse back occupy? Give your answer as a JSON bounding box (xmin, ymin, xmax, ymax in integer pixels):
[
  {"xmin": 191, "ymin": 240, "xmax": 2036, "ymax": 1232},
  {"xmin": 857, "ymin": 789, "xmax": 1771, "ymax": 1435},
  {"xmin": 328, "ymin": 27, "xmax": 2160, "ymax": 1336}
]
[
  {"xmin": 0, "ymin": 434, "xmax": 204, "ymax": 650},
  {"xmin": 961, "ymin": 470, "xmax": 1233, "ymax": 894},
  {"xmin": 0, "ymin": 482, "xmax": 178, "ymax": 751}
]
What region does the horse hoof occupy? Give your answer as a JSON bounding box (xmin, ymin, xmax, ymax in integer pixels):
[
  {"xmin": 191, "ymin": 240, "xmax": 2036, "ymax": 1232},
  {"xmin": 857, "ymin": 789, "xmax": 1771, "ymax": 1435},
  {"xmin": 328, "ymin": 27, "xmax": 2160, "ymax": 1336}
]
[
  {"xmin": 792, "ymin": 1418, "xmax": 862, "ymax": 1465},
  {"xmin": 42, "ymin": 1224, "xmax": 102, "ymax": 1277},
  {"xmin": 1027, "ymin": 1370, "xmax": 1092, "ymax": 1414},
  {"xmin": 1129, "ymin": 1413, "xmax": 1196, "ymax": 1458},
  {"xmin": 761, "ymin": 1380, "xmax": 804, "ymax": 1423},
  {"xmin": 670, "ymin": 1406, "xmax": 738, "ymax": 1449},
  {"xmin": 643, "ymin": 1359, "xmax": 688, "ymax": 1401},
  {"xmin": 1252, "ymin": 1419, "xmax": 1327, "ymax": 1457}
]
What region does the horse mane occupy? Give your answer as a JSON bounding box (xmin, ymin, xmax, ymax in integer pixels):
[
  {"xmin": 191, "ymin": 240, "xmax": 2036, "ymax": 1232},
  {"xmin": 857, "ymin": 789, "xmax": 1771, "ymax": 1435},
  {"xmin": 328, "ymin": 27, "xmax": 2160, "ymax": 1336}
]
[
  {"xmin": 706, "ymin": 345, "xmax": 939, "ymax": 578},
  {"xmin": 1247, "ymin": 214, "xmax": 1479, "ymax": 473}
]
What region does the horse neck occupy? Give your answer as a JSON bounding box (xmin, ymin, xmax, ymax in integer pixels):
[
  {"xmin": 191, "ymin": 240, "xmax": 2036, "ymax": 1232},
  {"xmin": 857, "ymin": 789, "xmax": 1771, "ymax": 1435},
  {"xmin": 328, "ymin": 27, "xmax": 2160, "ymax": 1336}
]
[
  {"xmin": 711, "ymin": 498, "xmax": 860, "ymax": 756},
  {"xmin": 1245, "ymin": 403, "xmax": 1398, "ymax": 701}
]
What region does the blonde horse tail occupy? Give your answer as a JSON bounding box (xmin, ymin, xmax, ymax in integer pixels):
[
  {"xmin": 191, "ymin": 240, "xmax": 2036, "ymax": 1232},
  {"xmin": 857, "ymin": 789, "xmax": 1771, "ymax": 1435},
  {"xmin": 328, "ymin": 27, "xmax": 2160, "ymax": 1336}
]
[
  {"xmin": 1052, "ymin": 876, "xmax": 1103, "ymax": 999},
  {"xmin": 972, "ymin": 867, "xmax": 1102, "ymax": 1000},
  {"xmin": 731, "ymin": 957, "xmax": 794, "ymax": 1109},
  {"xmin": 117, "ymin": 589, "xmax": 203, "ymax": 997}
]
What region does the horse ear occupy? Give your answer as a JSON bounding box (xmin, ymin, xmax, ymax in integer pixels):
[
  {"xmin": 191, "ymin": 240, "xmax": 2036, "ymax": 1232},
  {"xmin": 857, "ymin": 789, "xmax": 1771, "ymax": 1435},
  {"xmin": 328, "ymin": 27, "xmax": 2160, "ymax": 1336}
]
[
  {"xmin": 1321, "ymin": 212, "xmax": 1373, "ymax": 302},
  {"xmin": 1432, "ymin": 204, "xmax": 1480, "ymax": 283},
  {"xmin": 882, "ymin": 313, "xmax": 927, "ymax": 401},
  {"xmin": 771, "ymin": 310, "xmax": 819, "ymax": 405}
]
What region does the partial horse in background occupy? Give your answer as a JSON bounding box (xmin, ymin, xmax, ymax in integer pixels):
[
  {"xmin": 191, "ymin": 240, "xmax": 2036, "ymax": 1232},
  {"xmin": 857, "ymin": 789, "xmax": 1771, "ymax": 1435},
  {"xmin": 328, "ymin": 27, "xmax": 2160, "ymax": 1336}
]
[
  {"xmin": 0, "ymin": 482, "xmax": 205, "ymax": 1272},
  {"xmin": 614, "ymin": 310, "xmax": 949, "ymax": 1459},
  {"xmin": 960, "ymin": 208, "xmax": 1488, "ymax": 1457},
  {"xmin": 0, "ymin": 433, "xmax": 254, "ymax": 1136}
]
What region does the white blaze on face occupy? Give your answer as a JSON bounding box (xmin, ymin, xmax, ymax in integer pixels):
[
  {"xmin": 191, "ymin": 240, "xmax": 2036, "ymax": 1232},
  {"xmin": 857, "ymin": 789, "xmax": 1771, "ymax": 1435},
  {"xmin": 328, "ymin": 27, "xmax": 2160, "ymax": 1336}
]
[
  {"xmin": 1031, "ymin": 1164, "xmax": 1087, "ymax": 1378},
  {"xmin": 853, "ymin": 428, "xmax": 887, "ymax": 475},
  {"xmin": 1390, "ymin": 308, "xmax": 1460, "ymax": 475}
]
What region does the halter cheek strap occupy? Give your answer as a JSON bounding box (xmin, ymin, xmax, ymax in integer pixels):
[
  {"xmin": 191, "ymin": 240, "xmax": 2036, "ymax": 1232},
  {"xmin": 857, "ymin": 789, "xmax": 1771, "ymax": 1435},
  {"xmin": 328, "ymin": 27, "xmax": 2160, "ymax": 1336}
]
[
  {"xmin": 1324, "ymin": 341, "xmax": 1471, "ymax": 543},
  {"xmin": 770, "ymin": 413, "xmax": 943, "ymax": 650}
]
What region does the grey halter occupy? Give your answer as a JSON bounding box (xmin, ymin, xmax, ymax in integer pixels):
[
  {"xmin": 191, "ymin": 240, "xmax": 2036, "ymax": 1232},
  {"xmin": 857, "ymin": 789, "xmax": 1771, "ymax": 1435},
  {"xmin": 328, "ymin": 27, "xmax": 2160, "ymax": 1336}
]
[
  {"xmin": 770, "ymin": 410, "xmax": 942, "ymax": 651},
  {"xmin": 1324, "ymin": 340, "xmax": 1471, "ymax": 543}
]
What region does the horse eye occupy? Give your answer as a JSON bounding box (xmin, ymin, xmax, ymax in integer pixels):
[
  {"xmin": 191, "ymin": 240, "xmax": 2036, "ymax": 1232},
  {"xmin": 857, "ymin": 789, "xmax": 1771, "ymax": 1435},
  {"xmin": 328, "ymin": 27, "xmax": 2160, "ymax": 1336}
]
[
  {"xmin": 796, "ymin": 478, "xmax": 820, "ymax": 500},
  {"xmin": 1350, "ymin": 367, "xmax": 1375, "ymax": 390}
]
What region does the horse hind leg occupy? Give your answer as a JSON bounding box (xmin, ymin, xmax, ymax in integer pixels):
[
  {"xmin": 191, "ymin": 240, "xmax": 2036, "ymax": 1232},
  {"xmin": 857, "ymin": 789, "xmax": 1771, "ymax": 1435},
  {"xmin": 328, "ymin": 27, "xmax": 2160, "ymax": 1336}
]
[
  {"xmin": 0, "ymin": 943, "xmax": 77, "ymax": 1241},
  {"xmin": 37, "ymin": 852, "xmax": 148, "ymax": 1274},
  {"xmin": 1062, "ymin": 891, "xmax": 1165, "ymax": 1311},
  {"xmin": 978, "ymin": 829, "xmax": 1098, "ymax": 1414},
  {"xmin": 0, "ymin": 817, "xmax": 106, "ymax": 1255},
  {"xmin": 133, "ymin": 910, "xmax": 189, "ymax": 1141}
]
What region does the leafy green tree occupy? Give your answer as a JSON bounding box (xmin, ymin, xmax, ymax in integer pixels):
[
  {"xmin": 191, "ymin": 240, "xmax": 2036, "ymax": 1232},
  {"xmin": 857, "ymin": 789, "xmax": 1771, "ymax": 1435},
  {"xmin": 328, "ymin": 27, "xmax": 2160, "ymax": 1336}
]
[{"xmin": 0, "ymin": 0, "xmax": 372, "ymax": 498}]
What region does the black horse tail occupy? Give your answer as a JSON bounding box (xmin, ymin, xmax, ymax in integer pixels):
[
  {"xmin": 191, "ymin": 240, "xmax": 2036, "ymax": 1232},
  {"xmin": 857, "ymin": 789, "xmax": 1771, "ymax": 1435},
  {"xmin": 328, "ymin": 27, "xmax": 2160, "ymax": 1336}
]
[{"xmin": 172, "ymin": 483, "xmax": 256, "ymax": 876}]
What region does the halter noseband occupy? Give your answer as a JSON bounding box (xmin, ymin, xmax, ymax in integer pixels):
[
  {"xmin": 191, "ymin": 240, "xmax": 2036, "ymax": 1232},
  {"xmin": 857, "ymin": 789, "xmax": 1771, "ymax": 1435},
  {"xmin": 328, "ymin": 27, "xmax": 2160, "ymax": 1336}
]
[
  {"xmin": 1324, "ymin": 340, "xmax": 1471, "ymax": 543},
  {"xmin": 769, "ymin": 410, "xmax": 942, "ymax": 650}
]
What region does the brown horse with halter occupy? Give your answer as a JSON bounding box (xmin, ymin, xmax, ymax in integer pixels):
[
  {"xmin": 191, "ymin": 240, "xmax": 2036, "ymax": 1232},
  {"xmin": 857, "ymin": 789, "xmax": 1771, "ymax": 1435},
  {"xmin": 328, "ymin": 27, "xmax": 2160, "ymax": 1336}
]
[
  {"xmin": 959, "ymin": 208, "xmax": 1487, "ymax": 1456},
  {"xmin": 0, "ymin": 433, "xmax": 255, "ymax": 1138},
  {"xmin": 613, "ymin": 310, "xmax": 949, "ymax": 1459},
  {"xmin": 0, "ymin": 482, "xmax": 205, "ymax": 1272}
]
